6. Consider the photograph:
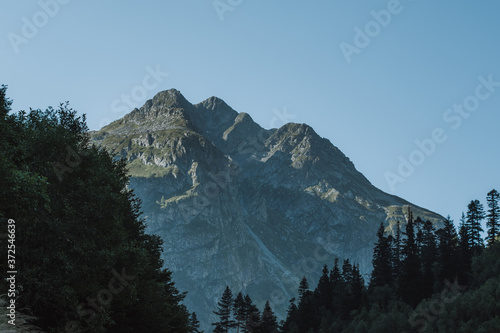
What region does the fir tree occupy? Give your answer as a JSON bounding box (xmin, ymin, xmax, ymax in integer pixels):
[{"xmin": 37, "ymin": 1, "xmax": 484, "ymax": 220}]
[
  {"xmin": 329, "ymin": 258, "xmax": 341, "ymax": 286},
  {"xmin": 298, "ymin": 277, "xmax": 310, "ymax": 302},
  {"xmin": 189, "ymin": 312, "xmax": 203, "ymax": 333},
  {"xmin": 259, "ymin": 301, "xmax": 279, "ymax": 333},
  {"xmin": 244, "ymin": 295, "xmax": 261, "ymax": 333},
  {"xmin": 342, "ymin": 259, "xmax": 354, "ymax": 287},
  {"xmin": 234, "ymin": 292, "xmax": 246, "ymax": 333},
  {"xmin": 398, "ymin": 210, "xmax": 422, "ymax": 306},
  {"xmin": 329, "ymin": 258, "xmax": 343, "ymax": 316},
  {"xmin": 315, "ymin": 265, "xmax": 333, "ymax": 311},
  {"xmin": 341, "ymin": 259, "xmax": 355, "ymax": 319},
  {"xmin": 391, "ymin": 221, "xmax": 403, "ymax": 282},
  {"xmin": 486, "ymin": 189, "xmax": 500, "ymax": 247},
  {"xmin": 414, "ymin": 216, "xmax": 425, "ymax": 254},
  {"xmin": 458, "ymin": 212, "xmax": 472, "ymax": 284},
  {"xmin": 436, "ymin": 216, "xmax": 458, "ymax": 284},
  {"xmin": 466, "ymin": 199, "xmax": 485, "ymax": 253},
  {"xmin": 281, "ymin": 298, "xmax": 298, "ymax": 333},
  {"xmin": 212, "ymin": 286, "xmax": 236, "ymax": 333},
  {"xmin": 420, "ymin": 220, "xmax": 437, "ymax": 298},
  {"xmin": 297, "ymin": 277, "xmax": 315, "ymax": 332},
  {"xmin": 369, "ymin": 223, "xmax": 393, "ymax": 289},
  {"xmin": 350, "ymin": 264, "xmax": 366, "ymax": 311}
]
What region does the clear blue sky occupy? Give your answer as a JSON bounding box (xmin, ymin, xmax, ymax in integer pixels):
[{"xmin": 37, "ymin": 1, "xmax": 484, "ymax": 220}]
[{"xmin": 1, "ymin": 0, "xmax": 499, "ymax": 228}]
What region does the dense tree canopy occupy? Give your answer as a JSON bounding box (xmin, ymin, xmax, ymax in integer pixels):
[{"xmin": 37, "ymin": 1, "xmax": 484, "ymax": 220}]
[
  {"xmin": 0, "ymin": 86, "xmax": 191, "ymax": 332},
  {"xmin": 212, "ymin": 193, "xmax": 500, "ymax": 333}
]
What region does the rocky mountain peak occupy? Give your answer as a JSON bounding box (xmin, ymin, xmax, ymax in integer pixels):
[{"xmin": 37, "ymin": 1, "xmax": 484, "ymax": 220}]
[
  {"xmin": 91, "ymin": 89, "xmax": 445, "ymax": 330},
  {"xmin": 271, "ymin": 122, "xmax": 320, "ymax": 143},
  {"xmin": 151, "ymin": 88, "xmax": 191, "ymax": 109},
  {"xmin": 198, "ymin": 96, "xmax": 232, "ymax": 111}
]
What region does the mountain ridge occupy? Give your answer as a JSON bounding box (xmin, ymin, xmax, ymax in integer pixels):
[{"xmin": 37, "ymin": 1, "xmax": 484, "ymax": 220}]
[{"xmin": 91, "ymin": 89, "xmax": 444, "ymax": 329}]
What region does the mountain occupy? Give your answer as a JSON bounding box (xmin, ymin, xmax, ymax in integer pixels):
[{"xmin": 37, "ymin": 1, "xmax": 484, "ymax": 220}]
[{"xmin": 90, "ymin": 89, "xmax": 444, "ymax": 329}]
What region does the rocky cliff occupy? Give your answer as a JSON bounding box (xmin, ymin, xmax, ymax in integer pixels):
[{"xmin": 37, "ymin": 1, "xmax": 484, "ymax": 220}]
[{"xmin": 91, "ymin": 89, "xmax": 444, "ymax": 329}]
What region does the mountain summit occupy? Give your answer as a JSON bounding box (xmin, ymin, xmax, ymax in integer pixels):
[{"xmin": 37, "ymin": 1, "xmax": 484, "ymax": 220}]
[{"xmin": 91, "ymin": 89, "xmax": 443, "ymax": 328}]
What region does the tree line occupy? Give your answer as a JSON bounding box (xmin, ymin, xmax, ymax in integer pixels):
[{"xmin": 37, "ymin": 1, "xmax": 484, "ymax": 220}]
[
  {"xmin": 2, "ymin": 85, "xmax": 498, "ymax": 332},
  {"xmin": 212, "ymin": 190, "xmax": 500, "ymax": 332},
  {"xmin": 0, "ymin": 86, "xmax": 202, "ymax": 332}
]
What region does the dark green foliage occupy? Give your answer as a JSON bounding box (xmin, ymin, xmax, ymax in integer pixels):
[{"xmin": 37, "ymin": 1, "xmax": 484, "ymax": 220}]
[
  {"xmin": 486, "ymin": 189, "xmax": 500, "ymax": 247},
  {"xmin": 212, "ymin": 286, "xmax": 236, "ymax": 333},
  {"xmin": 280, "ymin": 298, "xmax": 298, "ymax": 333},
  {"xmin": 259, "ymin": 301, "xmax": 279, "ymax": 333},
  {"xmin": 0, "ymin": 87, "xmax": 190, "ymax": 332},
  {"xmin": 350, "ymin": 264, "xmax": 366, "ymax": 311},
  {"xmin": 458, "ymin": 212, "xmax": 473, "ymax": 284},
  {"xmin": 315, "ymin": 265, "xmax": 333, "ymax": 314},
  {"xmin": 244, "ymin": 295, "xmax": 261, "ymax": 333},
  {"xmin": 398, "ymin": 210, "xmax": 423, "ymax": 306},
  {"xmin": 189, "ymin": 312, "xmax": 203, "ymax": 333},
  {"xmin": 234, "ymin": 292, "xmax": 246, "ymax": 332},
  {"xmin": 391, "ymin": 221, "xmax": 402, "ymax": 282},
  {"xmin": 329, "ymin": 258, "xmax": 343, "ymax": 315},
  {"xmin": 298, "ymin": 276, "xmax": 310, "ymax": 302},
  {"xmin": 420, "ymin": 220, "xmax": 437, "ymax": 298},
  {"xmin": 436, "ymin": 217, "xmax": 459, "ymax": 286},
  {"xmin": 369, "ymin": 223, "xmax": 393, "ymax": 290},
  {"xmin": 466, "ymin": 199, "xmax": 485, "ymax": 252},
  {"xmin": 296, "ymin": 277, "xmax": 316, "ymax": 331},
  {"xmin": 212, "ymin": 200, "xmax": 500, "ymax": 332}
]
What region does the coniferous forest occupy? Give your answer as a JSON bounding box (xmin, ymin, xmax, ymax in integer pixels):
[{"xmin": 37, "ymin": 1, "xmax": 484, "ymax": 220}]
[
  {"xmin": 212, "ymin": 199, "xmax": 500, "ymax": 333},
  {"xmin": 2, "ymin": 84, "xmax": 500, "ymax": 332}
]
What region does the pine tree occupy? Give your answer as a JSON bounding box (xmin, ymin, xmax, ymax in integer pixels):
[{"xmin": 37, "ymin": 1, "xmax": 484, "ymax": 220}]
[
  {"xmin": 315, "ymin": 265, "xmax": 333, "ymax": 311},
  {"xmin": 458, "ymin": 212, "xmax": 472, "ymax": 284},
  {"xmin": 297, "ymin": 277, "xmax": 315, "ymax": 332},
  {"xmin": 486, "ymin": 189, "xmax": 500, "ymax": 247},
  {"xmin": 391, "ymin": 221, "xmax": 403, "ymax": 282},
  {"xmin": 420, "ymin": 220, "xmax": 437, "ymax": 298},
  {"xmin": 350, "ymin": 264, "xmax": 366, "ymax": 311},
  {"xmin": 189, "ymin": 312, "xmax": 203, "ymax": 333},
  {"xmin": 414, "ymin": 216, "xmax": 425, "ymax": 254},
  {"xmin": 369, "ymin": 223, "xmax": 393, "ymax": 290},
  {"xmin": 234, "ymin": 292, "xmax": 246, "ymax": 333},
  {"xmin": 329, "ymin": 258, "xmax": 343, "ymax": 316},
  {"xmin": 466, "ymin": 199, "xmax": 485, "ymax": 253},
  {"xmin": 281, "ymin": 298, "xmax": 298, "ymax": 333},
  {"xmin": 398, "ymin": 210, "xmax": 422, "ymax": 306},
  {"xmin": 298, "ymin": 277, "xmax": 310, "ymax": 302},
  {"xmin": 259, "ymin": 301, "xmax": 279, "ymax": 333},
  {"xmin": 342, "ymin": 259, "xmax": 354, "ymax": 287},
  {"xmin": 329, "ymin": 258, "xmax": 341, "ymax": 286},
  {"xmin": 436, "ymin": 216, "xmax": 458, "ymax": 284},
  {"xmin": 212, "ymin": 286, "xmax": 236, "ymax": 333},
  {"xmin": 340, "ymin": 259, "xmax": 355, "ymax": 319},
  {"xmin": 244, "ymin": 295, "xmax": 260, "ymax": 333}
]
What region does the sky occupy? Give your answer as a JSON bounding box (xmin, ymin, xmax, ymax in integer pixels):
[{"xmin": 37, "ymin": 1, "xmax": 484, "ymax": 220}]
[{"xmin": 1, "ymin": 0, "xmax": 499, "ymax": 228}]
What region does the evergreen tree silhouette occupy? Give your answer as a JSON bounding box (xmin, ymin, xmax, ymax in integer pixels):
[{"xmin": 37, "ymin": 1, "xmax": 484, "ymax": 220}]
[
  {"xmin": 212, "ymin": 286, "xmax": 236, "ymax": 333},
  {"xmin": 486, "ymin": 189, "xmax": 500, "ymax": 247}
]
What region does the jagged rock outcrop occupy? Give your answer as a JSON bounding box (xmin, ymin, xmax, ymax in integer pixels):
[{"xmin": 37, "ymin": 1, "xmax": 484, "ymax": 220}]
[{"xmin": 91, "ymin": 89, "xmax": 444, "ymax": 329}]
